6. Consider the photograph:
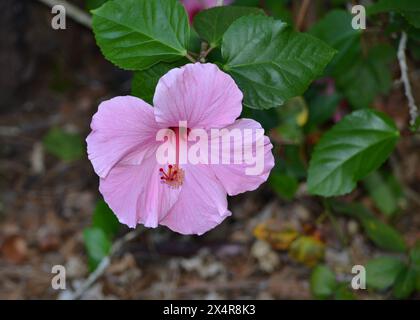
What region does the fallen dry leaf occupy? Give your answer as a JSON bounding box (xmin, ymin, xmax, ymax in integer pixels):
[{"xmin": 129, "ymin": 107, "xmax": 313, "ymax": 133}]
[
  {"xmin": 253, "ymin": 221, "xmax": 299, "ymax": 250},
  {"xmin": 1, "ymin": 235, "xmax": 28, "ymax": 264}
]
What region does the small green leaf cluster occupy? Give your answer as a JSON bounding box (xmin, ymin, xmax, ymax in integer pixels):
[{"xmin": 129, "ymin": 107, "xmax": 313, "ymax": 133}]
[
  {"xmin": 84, "ymin": 200, "xmax": 120, "ymax": 271},
  {"xmin": 43, "ymin": 127, "xmax": 85, "ymax": 161},
  {"xmin": 365, "ymin": 242, "xmax": 420, "ymax": 299},
  {"xmin": 90, "ymin": 0, "xmax": 335, "ymax": 111},
  {"xmin": 310, "ymin": 264, "xmax": 356, "ymax": 300}
]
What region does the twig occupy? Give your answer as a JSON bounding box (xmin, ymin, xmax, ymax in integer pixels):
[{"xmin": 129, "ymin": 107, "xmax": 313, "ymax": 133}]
[
  {"xmin": 36, "ymin": 0, "xmax": 92, "ymax": 29},
  {"xmin": 62, "ymin": 228, "xmax": 143, "ymax": 300},
  {"xmin": 188, "ymin": 51, "xmax": 200, "ymax": 58},
  {"xmin": 296, "ymin": 0, "xmax": 310, "ymax": 31},
  {"xmin": 198, "ymin": 42, "xmax": 214, "ymax": 62},
  {"xmin": 185, "ymin": 53, "xmax": 197, "ymax": 63},
  {"xmin": 398, "ymin": 32, "xmax": 419, "ymax": 127}
]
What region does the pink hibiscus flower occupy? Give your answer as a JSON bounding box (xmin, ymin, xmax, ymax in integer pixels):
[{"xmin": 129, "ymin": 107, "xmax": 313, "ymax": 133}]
[
  {"xmin": 86, "ymin": 63, "xmax": 274, "ymax": 235},
  {"xmin": 181, "ymin": 0, "xmax": 233, "ymax": 22}
]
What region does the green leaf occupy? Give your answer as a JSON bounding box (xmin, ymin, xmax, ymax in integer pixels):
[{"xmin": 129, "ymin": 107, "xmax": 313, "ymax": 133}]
[
  {"xmin": 360, "ymin": 216, "xmax": 407, "ymax": 252},
  {"xmin": 264, "ymin": 0, "xmax": 293, "ymax": 25},
  {"xmin": 92, "ymin": 0, "xmax": 189, "ymax": 70},
  {"xmin": 306, "ymin": 93, "xmax": 342, "ymax": 130},
  {"xmin": 416, "ymin": 272, "xmax": 420, "ymax": 291},
  {"xmin": 310, "ymin": 11, "xmax": 394, "ymax": 109},
  {"xmin": 366, "ymin": 256, "xmax": 406, "ymax": 290},
  {"xmin": 307, "ymin": 109, "xmax": 399, "ymax": 197},
  {"xmin": 393, "ymin": 266, "xmax": 417, "ymax": 299},
  {"xmin": 329, "ymin": 201, "xmax": 406, "ymax": 252},
  {"xmin": 310, "ymin": 265, "xmax": 337, "ymax": 299},
  {"xmin": 363, "ymin": 171, "xmax": 399, "ymax": 217},
  {"xmin": 310, "ymin": 10, "xmax": 361, "ymax": 76},
  {"xmin": 330, "ymin": 0, "xmax": 348, "ymax": 5},
  {"xmin": 403, "ymin": 13, "xmax": 420, "ymax": 29},
  {"xmin": 232, "ymin": 0, "xmax": 260, "ymax": 6},
  {"xmin": 241, "ymin": 107, "xmax": 280, "ymax": 131},
  {"xmin": 269, "ymin": 172, "xmax": 299, "ymax": 200},
  {"xmin": 336, "ymin": 45, "xmax": 395, "ymax": 109},
  {"xmin": 132, "ymin": 61, "xmax": 184, "ymax": 104},
  {"xmin": 43, "ymin": 127, "xmax": 84, "ymax": 161},
  {"xmin": 193, "ymin": 6, "xmax": 265, "ymax": 48},
  {"xmin": 329, "ymin": 200, "xmax": 367, "ymax": 219},
  {"xmin": 222, "ymin": 15, "xmax": 335, "ymax": 110},
  {"xmin": 86, "ymin": 0, "xmax": 107, "ymax": 11},
  {"xmin": 188, "ymin": 28, "xmax": 202, "ymax": 54},
  {"xmin": 278, "ymin": 96, "xmax": 309, "ymax": 127},
  {"xmin": 334, "ymin": 284, "xmax": 356, "ymax": 300},
  {"xmin": 83, "ymin": 227, "xmax": 111, "ymax": 271},
  {"xmin": 278, "ymin": 145, "xmax": 307, "ymax": 179},
  {"xmin": 275, "ymin": 97, "xmax": 308, "ymax": 144},
  {"xmin": 414, "ymin": 243, "xmax": 420, "ymax": 290},
  {"xmin": 411, "ymin": 115, "xmax": 420, "ymax": 132},
  {"xmin": 410, "ymin": 242, "xmax": 420, "ymax": 270},
  {"xmin": 276, "ymin": 123, "xmax": 304, "ymax": 145},
  {"xmin": 92, "ymin": 200, "xmax": 120, "ymax": 239},
  {"xmin": 386, "ymin": 173, "xmax": 405, "ymax": 207},
  {"xmin": 369, "ymin": 0, "xmax": 420, "ymax": 28},
  {"xmin": 289, "ymin": 236, "xmax": 325, "ymax": 267}
]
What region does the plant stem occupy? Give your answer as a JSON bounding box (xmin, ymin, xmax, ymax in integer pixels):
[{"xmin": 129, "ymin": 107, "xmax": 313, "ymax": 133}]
[
  {"xmin": 185, "ymin": 53, "xmax": 197, "ymax": 63},
  {"xmin": 198, "ymin": 42, "xmax": 214, "ymax": 62},
  {"xmin": 398, "ymin": 32, "xmax": 419, "ymax": 127},
  {"xmin": 296, "ymin": 0, "xmax": 310, "ymax": 31},
  {"xmin": 62, "ymin": 228, "xmax": 143, "ymax": 300},
  {"xmin": 188, "ymin": 51, "xmax": 199, "ymax": 58}
]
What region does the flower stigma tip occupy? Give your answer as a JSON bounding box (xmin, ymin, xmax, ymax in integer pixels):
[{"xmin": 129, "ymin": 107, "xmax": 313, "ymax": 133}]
[{"xmin": 159, "ymin": 164, "xmax": 184, "ymax": 188}]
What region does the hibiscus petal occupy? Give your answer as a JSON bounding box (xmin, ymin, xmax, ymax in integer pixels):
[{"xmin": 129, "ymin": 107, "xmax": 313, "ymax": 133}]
[
  {"xmin": 209, "ymin": 119, "xmax": 275, "ymax": 196},
  {"xmin": 160, "ymin": 164, "xmax": 231, "ymax": 235},
  {"xmin": 86, "ymin": 96, "xmax": 160, "ymax": 178},
  {"xmin": 181, "ymin": 0, "xmax": 233, "ymax": 22},
  {"xmin": 99, "ymin": 153, "xmax": 181, "ymax": 228},
  {"xmin": 153, "ymin": 63, "xmax": 242, "ymax": 129}
]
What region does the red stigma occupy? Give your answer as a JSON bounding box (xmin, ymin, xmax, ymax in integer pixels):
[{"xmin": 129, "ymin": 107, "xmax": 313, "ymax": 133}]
[{"xmin": 158, "ymin": 164, "xmax": 184, "ymax": 188}]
